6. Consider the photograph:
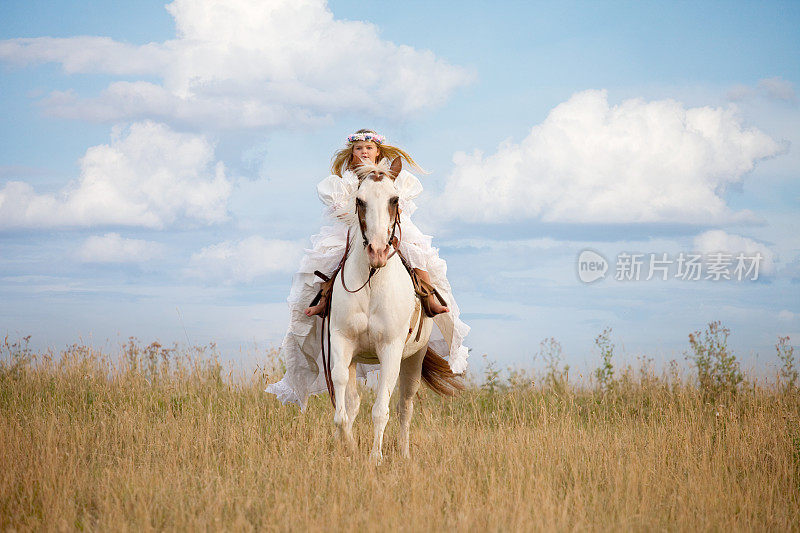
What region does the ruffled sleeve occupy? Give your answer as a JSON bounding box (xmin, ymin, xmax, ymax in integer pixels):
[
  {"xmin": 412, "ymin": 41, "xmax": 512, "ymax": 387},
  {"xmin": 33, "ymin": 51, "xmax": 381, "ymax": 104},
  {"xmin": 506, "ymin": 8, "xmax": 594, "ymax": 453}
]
[
  {"xmin": 317, "ymin": 172, "xmax": 358, "ymax": 223},
  {"xmin": 394, "ymin": 169, "xmax": 423, "ymax": 217}
]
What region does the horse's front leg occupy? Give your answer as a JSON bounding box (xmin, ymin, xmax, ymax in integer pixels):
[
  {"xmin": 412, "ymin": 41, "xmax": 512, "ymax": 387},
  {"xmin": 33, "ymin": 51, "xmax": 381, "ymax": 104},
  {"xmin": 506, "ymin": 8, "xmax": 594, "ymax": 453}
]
[
  {"xmin": 330, "ymin": 333, "xmax": 356, "ymax": 450},
  {"xmin": 370, "ymin": 341, "xmax": 404, "ymax": 465},
  {"xmin": 344, "ymin": 361, "xmax": 361, "ymax": 438}
]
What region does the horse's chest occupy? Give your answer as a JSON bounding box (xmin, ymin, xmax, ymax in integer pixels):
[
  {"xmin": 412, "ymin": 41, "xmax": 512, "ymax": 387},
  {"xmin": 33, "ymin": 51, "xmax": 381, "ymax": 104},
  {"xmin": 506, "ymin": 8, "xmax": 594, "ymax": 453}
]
[
  {"xmin": 341, "ymin": 311, "xmax": 369, "ymax": 338},
  {"xmin": 344, "ymin": 312, "xmax": 395, "ymax": 346},
  {"xmin": 340, "ymin": 304, "xmax": 409, "ymax": 360},
  {"xmin": 333, "ymin": 263, "xmax": 417, "ymax": 358}
]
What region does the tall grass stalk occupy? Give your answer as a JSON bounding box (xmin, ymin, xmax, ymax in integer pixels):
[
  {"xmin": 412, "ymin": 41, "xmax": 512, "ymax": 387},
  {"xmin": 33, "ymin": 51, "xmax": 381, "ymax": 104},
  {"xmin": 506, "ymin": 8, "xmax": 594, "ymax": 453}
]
[{"xmin": 1, "ymin": 340, "xmax": 798, "ymax": 530}]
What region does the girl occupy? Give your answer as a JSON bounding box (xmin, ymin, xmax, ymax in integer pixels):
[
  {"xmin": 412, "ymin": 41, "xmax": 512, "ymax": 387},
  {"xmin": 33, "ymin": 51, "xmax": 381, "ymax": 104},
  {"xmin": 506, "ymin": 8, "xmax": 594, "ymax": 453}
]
[{"xmin": 266, "ymin": 130, "xmax": 470, "ymax": 409}]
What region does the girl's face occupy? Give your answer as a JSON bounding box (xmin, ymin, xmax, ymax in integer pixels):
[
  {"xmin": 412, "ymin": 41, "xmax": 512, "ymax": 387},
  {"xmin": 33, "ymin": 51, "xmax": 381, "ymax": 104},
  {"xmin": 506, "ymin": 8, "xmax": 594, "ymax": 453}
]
[{"xmin": 352, "ymin": 141, "xmax": 380, "ymax": 164}]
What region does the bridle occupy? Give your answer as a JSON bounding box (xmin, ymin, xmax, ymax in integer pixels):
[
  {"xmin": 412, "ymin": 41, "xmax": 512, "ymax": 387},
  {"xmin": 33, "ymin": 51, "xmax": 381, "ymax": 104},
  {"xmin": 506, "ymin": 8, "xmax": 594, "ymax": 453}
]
[
  {"xmin": 340, "ymin": 193, "xmax": 402, "ymax": 294},
  {"xmin": 319, "ymin": 173, "xmax": 403, "ymax": 406}
]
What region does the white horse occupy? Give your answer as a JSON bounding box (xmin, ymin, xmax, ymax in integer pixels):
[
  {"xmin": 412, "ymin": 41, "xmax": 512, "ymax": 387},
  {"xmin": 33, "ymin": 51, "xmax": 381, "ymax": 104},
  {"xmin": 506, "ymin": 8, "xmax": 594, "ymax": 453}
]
[{"xmin": 323, "ymin": 157, "xmax": 461, "ymax": 463}]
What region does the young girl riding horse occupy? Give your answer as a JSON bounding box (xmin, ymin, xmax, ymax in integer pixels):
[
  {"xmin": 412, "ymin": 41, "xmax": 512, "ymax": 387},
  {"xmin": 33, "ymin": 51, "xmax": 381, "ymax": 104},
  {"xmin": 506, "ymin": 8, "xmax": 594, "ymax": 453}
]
[{"xmin": 266, "ymin": 129, "xmax": 470, "ymax": 409}]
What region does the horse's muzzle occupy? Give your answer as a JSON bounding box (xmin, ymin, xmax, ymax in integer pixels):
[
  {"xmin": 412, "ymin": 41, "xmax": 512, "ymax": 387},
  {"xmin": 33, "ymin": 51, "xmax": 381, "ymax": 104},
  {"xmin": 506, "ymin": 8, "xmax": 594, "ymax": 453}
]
[{"xmin": 367, "ymin": 243, "xmax": 391, "ymax": 268}]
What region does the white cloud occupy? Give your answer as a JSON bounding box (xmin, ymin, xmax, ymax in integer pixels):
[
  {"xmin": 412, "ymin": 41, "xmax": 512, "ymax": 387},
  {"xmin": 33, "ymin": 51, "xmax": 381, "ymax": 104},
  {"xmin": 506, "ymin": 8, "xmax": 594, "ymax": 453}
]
[
  {"xmin": 186, "ymin": 236, "xmax": 303, "ymax": 283},
  {"xmin": 693, "ymin": 229, "xmax": 776, "ymax": 275},
  {"xmin": 77, "ymin": 233, "xmax": 164, "ymax": 263},
  {"xmin": 778, "ymin": 310, "xmax": 796, "ymax": 322},
  {"xmin": 728, "ymin": 77, "xmax": 797, "ymax": 103},
  {"xmin": 757, "ymin": 77, "xmax": 797, "ymax": 102},
  {"xmin": 0, "ymin": 121, "xmax": 231, "ymax": 229},
  {"xmin": 439, "ymin": 90, "xmax": 783, "ymax": 224},
  {"xmin": 0, "ymin": 0, "xmax": 471, "ymax": 128},
  {"xmin": 439, "ymin": 237, "xmax": 565, "ymax": 251}
]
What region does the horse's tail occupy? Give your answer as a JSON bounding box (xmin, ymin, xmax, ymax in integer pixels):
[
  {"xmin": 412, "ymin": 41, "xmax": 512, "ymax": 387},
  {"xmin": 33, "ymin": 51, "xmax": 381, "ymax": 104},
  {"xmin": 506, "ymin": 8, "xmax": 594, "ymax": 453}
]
[{"xmin": 421, "ymin": 347, "xmax": 465, "ymax": 396}]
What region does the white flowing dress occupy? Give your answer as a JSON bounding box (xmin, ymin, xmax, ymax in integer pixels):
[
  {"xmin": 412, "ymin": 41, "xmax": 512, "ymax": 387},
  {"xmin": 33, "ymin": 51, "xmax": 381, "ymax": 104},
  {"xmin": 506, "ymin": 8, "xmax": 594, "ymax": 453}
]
[{"xmin": 265, "ymin": 165, "xmax": 470, "ymax": 410}]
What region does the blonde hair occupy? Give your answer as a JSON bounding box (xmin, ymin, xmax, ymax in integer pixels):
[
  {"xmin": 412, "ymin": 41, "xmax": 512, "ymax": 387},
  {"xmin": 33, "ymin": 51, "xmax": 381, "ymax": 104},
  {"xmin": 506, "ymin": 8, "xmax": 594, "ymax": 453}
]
[{"xmin": 330, "ymin": 129, "xmax": 426, "ymax": 177}]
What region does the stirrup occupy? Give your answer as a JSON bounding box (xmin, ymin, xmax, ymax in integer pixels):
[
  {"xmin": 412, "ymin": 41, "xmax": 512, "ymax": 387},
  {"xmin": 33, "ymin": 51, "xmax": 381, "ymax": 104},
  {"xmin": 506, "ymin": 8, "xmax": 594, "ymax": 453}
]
[
  {"xmin": 307, "ymin": 270, "xmax": 335, "ymax": 317},
  {"xmin": 419, "ymin": 290, "xmax": 449, "ymax": 318},
  {"xmin": 415, "ymin": 277, "xmax": 449, "ymax": 318}
]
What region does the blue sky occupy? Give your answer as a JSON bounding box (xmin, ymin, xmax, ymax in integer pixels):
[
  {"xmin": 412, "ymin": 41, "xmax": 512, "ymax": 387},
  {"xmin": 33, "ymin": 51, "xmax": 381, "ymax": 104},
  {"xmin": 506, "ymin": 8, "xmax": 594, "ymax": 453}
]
[{"xmin": 1, "ymin": 0, "xmax": 798, "ymax": 378}]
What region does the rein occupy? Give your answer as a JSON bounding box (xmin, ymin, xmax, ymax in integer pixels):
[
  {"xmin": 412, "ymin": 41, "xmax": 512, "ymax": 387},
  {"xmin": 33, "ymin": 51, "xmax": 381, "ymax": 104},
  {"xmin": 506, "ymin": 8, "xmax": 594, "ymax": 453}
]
[
  {"xmin": 341, "ymin": 207, "xmax": 401, "ymax": 293},
  {"xmin": 319, "ymin": 201, "xmax": 402, "ymax": 408}
]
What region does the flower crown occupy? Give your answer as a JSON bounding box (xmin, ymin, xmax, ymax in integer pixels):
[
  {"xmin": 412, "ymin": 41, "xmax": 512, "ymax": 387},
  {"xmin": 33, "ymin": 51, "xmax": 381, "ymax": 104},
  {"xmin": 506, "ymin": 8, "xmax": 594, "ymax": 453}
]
[{"xmin": 347, "ymin": 132, "xmax": 385, "ymax": 144}]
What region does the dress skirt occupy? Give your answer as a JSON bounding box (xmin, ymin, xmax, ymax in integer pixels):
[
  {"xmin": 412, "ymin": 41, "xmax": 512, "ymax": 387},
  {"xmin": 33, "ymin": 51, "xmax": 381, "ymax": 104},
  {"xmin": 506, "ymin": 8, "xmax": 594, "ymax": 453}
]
[{"xmin": 266, "ymin": 217, "xmax": 470, "ymax": 410}]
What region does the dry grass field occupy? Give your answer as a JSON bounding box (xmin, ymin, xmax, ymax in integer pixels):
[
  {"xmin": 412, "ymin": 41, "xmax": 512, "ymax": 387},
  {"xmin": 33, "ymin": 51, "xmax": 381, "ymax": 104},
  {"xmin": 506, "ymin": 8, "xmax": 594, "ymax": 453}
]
[{"xmin": 1, "ymin": 335, "xmax": 799, "ymax": 531}]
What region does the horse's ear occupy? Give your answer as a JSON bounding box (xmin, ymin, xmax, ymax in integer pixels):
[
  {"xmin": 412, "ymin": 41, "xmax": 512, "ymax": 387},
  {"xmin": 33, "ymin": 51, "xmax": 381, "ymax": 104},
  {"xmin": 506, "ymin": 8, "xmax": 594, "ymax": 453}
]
[
  {"xmin": 350, "ymin": 155, "xmax": 364, "ymax": 170},
  {"xmin": 389, "ymin": 157, "xmax": 402, "ymax": 180}
]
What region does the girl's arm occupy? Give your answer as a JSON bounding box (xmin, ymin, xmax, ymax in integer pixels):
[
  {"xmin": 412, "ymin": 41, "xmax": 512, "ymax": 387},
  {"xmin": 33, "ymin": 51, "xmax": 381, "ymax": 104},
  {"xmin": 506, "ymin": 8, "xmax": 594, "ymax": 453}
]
[
  {"xmin": 317, "ymin": 173, "xmax": 358, "ymax": 223},
  {"xmin": 395, "ymin": 169, "xmax": 423, "ymax": 217}
]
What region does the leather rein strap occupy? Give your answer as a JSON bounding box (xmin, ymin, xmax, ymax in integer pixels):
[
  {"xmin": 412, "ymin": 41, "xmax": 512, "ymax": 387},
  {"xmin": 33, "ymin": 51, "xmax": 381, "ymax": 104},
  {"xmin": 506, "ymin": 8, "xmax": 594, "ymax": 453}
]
[
  {"xmin": 319, "ymin": 208, "xmax": 401, "ymax": 407},
  {"xmin": 317, "ymin": 173, "xmax": 447, "ymax": 408}
]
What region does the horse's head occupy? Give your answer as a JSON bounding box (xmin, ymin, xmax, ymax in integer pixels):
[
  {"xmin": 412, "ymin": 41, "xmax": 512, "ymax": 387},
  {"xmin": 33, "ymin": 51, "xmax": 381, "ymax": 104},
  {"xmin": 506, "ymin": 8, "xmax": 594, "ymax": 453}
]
[{"xmin": 352, "ymin": 157, "xmax": 402, "ymax": 268}]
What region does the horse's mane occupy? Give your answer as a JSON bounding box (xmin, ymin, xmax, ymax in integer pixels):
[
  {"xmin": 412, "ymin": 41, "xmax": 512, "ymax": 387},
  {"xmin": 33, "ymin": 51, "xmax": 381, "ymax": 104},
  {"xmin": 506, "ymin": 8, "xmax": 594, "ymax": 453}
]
[
  {"xmin": 353, "ymin": 158, "xmax": 393, "ymax": 181},
  {"xmin": 332, "ymin": 159, "xmax": 396, "ymax": 227}
]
